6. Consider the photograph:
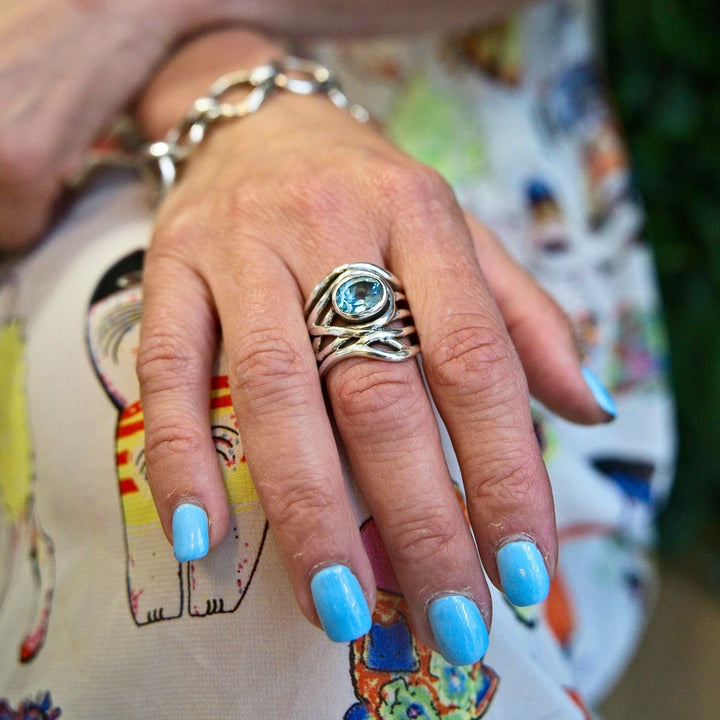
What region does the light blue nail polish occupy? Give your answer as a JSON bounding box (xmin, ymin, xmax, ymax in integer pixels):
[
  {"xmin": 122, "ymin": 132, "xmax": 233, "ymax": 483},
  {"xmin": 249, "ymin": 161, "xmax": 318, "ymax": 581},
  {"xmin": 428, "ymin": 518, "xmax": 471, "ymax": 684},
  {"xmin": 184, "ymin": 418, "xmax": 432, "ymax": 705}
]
[
  {"xmin": 172, "ymin": 503, "xmax": 209, "ymax": 562},
  {"xmin": 310, "ymin": 565, "xmax": 372, "ymax": 642},
  {"xmin": 428, "ymin": 595, "xmax": 489, "ymax": 666},
  {"xmin": 582, "ymin": 366, "xmax": 617, "ymax": 418},
  {"xmin": 497, "ymin": 540, "xmax": 550, "ymax": 607}
]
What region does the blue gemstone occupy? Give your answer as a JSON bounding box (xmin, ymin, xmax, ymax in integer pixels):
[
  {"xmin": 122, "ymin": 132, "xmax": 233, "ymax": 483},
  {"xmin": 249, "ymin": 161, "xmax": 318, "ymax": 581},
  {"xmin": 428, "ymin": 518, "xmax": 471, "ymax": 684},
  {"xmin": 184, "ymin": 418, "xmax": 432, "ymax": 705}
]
[{"xmin": 335, "ymin": 277, "xmax": 384, "ymax": 316}]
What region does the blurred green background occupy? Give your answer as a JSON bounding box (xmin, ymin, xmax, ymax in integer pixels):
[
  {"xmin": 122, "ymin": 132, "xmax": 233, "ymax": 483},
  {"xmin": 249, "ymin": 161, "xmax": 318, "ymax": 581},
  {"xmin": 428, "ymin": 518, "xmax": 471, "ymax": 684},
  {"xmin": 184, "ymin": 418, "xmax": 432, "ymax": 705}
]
[{"xmin": 603, "ymin": 0, "xmax": 720, "ymax": 586}]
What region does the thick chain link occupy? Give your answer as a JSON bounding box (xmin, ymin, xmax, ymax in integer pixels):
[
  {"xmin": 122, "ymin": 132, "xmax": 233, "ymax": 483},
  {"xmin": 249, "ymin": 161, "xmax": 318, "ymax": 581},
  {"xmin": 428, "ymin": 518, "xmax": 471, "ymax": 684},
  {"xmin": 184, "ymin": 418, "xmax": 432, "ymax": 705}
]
[{"xmin": 146, "ymin": 57, "xmax": 370, "ymax": 196}]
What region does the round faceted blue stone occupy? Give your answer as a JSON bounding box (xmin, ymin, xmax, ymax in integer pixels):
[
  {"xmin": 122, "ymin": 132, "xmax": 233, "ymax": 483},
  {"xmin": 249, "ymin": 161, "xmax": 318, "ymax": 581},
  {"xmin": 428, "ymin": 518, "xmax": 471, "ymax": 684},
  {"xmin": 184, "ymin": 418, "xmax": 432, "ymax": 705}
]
[{"xmin": 334, "ymin": 276, "xmax": 384, "ymax": 317}]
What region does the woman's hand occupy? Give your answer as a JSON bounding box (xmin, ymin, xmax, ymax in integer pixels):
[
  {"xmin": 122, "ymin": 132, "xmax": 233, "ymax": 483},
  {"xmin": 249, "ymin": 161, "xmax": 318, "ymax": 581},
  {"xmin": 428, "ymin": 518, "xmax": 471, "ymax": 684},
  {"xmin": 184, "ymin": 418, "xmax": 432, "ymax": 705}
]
[{"xmin": 135, "ymin": 30, "xmax": 613, "ymax": 664}]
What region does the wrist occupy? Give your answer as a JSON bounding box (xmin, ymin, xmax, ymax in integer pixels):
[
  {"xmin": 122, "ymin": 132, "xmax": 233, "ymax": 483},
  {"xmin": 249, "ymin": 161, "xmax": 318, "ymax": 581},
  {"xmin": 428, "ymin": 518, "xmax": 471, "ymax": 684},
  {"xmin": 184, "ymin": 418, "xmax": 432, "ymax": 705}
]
[{"xmin": 135, "ymin": 28, "xmax": 286, "ymax": 141}]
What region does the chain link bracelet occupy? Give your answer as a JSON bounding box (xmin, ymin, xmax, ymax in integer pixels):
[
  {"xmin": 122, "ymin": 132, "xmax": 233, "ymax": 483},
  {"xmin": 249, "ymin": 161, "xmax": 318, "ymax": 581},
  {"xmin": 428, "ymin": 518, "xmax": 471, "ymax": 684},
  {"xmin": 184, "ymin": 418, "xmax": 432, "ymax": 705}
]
[{"xmin": 145, "ymin": 56, "xmax": 370, "ymax": 197}]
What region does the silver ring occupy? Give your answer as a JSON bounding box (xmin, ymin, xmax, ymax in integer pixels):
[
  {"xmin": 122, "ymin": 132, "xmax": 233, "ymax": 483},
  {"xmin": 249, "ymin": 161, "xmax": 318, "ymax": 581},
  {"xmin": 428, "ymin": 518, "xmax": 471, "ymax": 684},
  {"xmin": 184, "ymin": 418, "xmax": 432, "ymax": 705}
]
[{"xmin": 305, "ymin": 262, "xmax": 420, "ymax": 378}]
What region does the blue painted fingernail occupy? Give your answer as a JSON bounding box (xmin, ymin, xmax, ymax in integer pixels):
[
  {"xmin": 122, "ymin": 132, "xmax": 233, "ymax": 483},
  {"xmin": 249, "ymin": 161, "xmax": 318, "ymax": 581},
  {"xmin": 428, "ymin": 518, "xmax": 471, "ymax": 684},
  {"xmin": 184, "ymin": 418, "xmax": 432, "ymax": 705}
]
[
  {"xmin": 172, "ymin": 503, "xmax": 209, "ymax": 562},
  {"xmin": 428, "ymin": 595, "xmax": 488, "ymax": 666},
  {"xmin": 582, "ymin": 366, "xmax": 617, "ymax": 419},
  {"xmin": 497, "ymin": 540, "xmax": 550, "ymax": 607},
  {"xmin": 310, "ymin": 565, "xmax": 372, "ymax": 642}
]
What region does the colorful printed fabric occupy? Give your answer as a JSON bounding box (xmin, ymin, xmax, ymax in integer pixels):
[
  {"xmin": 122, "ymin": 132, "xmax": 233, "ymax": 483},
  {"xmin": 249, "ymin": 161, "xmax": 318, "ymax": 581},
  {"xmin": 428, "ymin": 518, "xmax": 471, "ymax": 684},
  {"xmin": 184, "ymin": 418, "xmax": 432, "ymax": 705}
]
[{"xmin": 0, "ymin": 0, "xmax": 674, "ymax": 717}]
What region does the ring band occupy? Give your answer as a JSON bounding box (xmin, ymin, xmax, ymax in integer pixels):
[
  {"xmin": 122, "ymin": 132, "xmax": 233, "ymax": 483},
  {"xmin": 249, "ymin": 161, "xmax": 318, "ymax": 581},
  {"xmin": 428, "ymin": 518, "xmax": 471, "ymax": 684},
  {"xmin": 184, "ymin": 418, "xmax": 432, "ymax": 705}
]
[{"xmin": 305, "ymin": 262, "xmax": 420, "ymax": 377}]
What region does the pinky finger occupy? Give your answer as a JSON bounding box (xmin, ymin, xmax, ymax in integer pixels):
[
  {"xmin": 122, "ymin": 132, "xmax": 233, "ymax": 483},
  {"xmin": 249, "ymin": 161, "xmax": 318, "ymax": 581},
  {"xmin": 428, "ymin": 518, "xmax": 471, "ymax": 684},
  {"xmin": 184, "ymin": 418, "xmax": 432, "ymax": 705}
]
[{"xmin": 466, "ymin": 214, "xmax": 616, "ymax": 424}]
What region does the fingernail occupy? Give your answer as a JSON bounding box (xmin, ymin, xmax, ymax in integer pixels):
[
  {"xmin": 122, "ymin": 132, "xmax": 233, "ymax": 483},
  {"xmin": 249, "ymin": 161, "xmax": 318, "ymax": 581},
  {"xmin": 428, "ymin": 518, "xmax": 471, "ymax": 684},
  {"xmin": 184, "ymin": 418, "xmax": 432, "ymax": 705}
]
[
  {"xmin": 582, "ymin": 365, "xmax": 617, "ymax": 419},
  {"xmin": 496, "ymin": 540, "xmax": 550, "ymax": 607},
  {"xmin": 310, "ymin": 565, "xmax": 372, "ymax": 642},
  {"xmin": 172, "ymin": 503, "xmax": 209, "ymax": 562},
  {"xmin": 428, "ymin": 595, "xmax": 489, "ymax": 666}
]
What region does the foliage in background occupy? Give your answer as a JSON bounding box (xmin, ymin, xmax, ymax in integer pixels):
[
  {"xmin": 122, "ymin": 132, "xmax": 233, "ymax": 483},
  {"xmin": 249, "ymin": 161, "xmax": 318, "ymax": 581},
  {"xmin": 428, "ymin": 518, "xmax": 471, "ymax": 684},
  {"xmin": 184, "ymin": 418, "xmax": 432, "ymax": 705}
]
[{"xmin": 603, "ymin": 0, "xmax": 720, "ymax": 583}]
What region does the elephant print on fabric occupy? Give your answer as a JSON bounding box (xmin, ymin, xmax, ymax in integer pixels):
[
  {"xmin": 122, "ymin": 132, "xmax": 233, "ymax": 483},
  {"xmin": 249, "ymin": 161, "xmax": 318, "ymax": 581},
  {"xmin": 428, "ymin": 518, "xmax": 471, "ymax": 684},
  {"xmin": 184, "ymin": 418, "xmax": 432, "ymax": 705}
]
[{"xmin": 86, "ymin": 250, "xmax": 267, "ymax": 625}]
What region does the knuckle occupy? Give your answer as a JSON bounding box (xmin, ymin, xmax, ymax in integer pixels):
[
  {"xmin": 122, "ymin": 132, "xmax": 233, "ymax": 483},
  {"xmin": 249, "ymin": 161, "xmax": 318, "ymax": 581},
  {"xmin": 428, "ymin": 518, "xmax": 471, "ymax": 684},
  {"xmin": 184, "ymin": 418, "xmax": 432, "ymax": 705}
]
[
  {"xmin": 265, "ymin": 474, "xmax": 339, "ymax": 531},
  {"xmin": 466, "ymin": 447, "xmax": 539, "ymax": 506},
  {"xmin": 286, "ymin": 170, "xmax": 349, "ymax": 220},
  {"xmin": 388, "ymin": 506, "xmax": 460, "ymax": 565},
  {"xmin": 331, "ymin": 364, "xmax": 420, "ymax": 430},
  {"xmin": 225, "ymin": 179, "xmax": 278, "ymax": 238},
  {"xmin": 379, "ymin": 162, "xmax": 457, "ymax": 217},
  {"xmin": 143, "ymin": 419, "xmax": 205, "ymax": 471},
  {"xmin": 228, "ymin": 329, "xmax": 315, "ymax": 410},
  {"xmin": 136, "ymin": 330, "xmax": 202, "ymax": 394},
  {"xmin": 279, "ymin": 168, "xmax": 369, "ymax": 245},
  {"xmin": 151, "ymin": 209, "xmax": 192, "ymax": 248},
  {"xmin": 428, "ymin": 316, "xmax": 519, "ymax": 394},
  {"xmin": 149, "ymin": 207, "xmax": 207, "ymax": 262}
]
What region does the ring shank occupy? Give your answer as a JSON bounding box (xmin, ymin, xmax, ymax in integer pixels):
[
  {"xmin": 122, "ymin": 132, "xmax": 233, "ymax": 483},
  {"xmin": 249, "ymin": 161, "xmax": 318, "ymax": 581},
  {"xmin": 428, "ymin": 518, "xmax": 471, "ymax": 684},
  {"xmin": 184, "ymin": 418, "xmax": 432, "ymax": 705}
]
[{"xmin": 305, "ymin": 262, "xmax": 420, "ymax": 377}]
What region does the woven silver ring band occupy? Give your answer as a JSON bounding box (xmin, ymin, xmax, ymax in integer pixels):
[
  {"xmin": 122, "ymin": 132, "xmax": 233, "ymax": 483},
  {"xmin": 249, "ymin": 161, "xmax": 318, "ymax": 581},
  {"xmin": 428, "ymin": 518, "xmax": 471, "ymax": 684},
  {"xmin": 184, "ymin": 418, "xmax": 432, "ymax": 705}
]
[{"xmin": 305, "ymin": 262, "xmax": 420, "ymax": 378}]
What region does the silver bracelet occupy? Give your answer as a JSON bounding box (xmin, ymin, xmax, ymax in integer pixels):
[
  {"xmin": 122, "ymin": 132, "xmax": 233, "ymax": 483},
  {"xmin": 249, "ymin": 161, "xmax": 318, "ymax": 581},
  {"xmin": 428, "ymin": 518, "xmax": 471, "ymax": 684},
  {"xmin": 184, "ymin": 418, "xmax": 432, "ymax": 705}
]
[{"xmin": 145, "ymin": 57, "xmax": 370, "ymax": 197}]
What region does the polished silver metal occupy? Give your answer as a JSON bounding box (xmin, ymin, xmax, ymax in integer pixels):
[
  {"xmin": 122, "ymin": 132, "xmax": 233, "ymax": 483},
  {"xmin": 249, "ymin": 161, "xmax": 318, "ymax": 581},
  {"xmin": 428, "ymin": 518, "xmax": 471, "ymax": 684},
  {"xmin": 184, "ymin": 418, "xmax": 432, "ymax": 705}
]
[
  {"xmin": 305, "ymin": 262, "xmax": 420, "ymax": 377},
  {"xmin": 146, "ymin": 64, "xmax": 277, "ymax": 195},
  {"xmin": 145, "ymin": 57, "xmax": 369, "ymax": 197},
  {"xmin": 273, "ymin": 57, "xmax": 370, "ymax": 122}
]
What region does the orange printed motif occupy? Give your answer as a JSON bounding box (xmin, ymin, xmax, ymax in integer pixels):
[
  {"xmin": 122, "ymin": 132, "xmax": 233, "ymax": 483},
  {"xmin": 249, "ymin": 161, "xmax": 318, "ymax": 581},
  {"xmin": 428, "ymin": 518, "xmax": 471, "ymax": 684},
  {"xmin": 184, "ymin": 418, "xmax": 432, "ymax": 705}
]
[
  {"xmin": 543, "ymin": 573, "xmax": 576, "ymax": 649},
  {"xmin": 564, "ymin": 687, "xmax": 594, "ymax": 720}
]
